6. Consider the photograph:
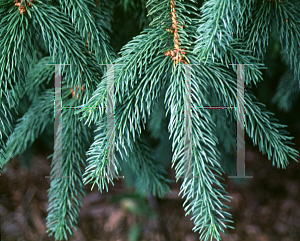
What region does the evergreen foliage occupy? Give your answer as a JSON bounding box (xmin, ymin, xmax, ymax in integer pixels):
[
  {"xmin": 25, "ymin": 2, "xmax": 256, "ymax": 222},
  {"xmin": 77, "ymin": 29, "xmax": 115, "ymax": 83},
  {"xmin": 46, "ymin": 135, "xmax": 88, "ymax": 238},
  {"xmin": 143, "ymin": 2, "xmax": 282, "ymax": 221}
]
[{"xmin": 0, "ymin": 0, "xmax": 299, "ymax": 240}]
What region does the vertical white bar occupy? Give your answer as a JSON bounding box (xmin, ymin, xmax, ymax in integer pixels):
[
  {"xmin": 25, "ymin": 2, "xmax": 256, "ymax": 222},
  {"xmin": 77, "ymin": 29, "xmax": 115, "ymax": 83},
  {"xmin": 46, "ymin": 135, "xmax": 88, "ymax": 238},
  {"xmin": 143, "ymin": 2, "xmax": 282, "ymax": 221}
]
[
  {"xmin": 184, "ymin": 64, "xmax": 193, "ymax": 179},
  {"xmin": 54, "ymin": 64, "xmax": 63, "ymax": 178},
  {"xmin": 45, "ymin": 64, "xmax": 70, "ymax": 179},
  {"xmin": 107, "ymin": 64, "xmax": 116, "ymax": 178},
  {"xmin": 229, "ymin": 64, "xmax": 253, "ymax": 178},
  {"xmin": 236, "ymin": 64, "xmax": 245, "ymax": 177}
]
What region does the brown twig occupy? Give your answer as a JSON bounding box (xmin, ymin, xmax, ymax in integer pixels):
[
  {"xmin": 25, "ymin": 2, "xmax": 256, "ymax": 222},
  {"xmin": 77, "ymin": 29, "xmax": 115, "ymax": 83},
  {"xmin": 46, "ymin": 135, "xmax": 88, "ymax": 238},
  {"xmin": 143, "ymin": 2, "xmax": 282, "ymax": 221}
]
[
  {"xmin": 164, "ymin": 0, "xmax": 187, "ymax": 65},
  {"xmin": 14, "ymin": 0, "xmax": 34, "ymax": 15}
]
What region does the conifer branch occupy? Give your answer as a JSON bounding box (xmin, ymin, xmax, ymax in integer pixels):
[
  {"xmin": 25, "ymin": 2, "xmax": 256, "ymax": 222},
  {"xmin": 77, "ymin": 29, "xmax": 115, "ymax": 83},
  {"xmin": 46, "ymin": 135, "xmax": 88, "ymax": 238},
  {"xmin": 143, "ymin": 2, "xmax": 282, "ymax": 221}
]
[
  {"xmin": 31, "ymin": 0, "xmax": 103, "ymax": 104},
  {"xmin": 81, "ymin": 59, "xmax": 173, "ymax": 195},
  {"xmin": 0, "ymin": 104, "xmax": 14, "ymax": 158},
  {"xmin": 245, "ymin": 1, "xmax": 272, "ymax": 61},
  {"xmin": 90, "ymin": 2, "xmax": 117, "ymax": 65},
  {"xmin": 272, "ymin": 69, "xmax": 299, "ymax": 112},
  {"xmin": 76, "ymin": 28, "xmax": 171, "ymax": 127},
  {"xmin": 0, "ymin": 89, "xmax": 53, "ymax": 165},
  {"xmin": 203, "ymin": 58, "xmax": 298, "ymax": 168},
  {"xmin": 165, "ymin": 64, "xmax": 233, "ymax": 241},
  {"xmin": 245, "ymin": 89, "xmax": 299, "ymax": 168},
  {"xmin": 0, "ymin": 56, "xmax": 55, "ymax": 167},
  {"xmin": 117, "ymin": 132, "xmax": 173, "ymax": 198},
  {"xmin": 56, "ymin": 0, "xmax": 116, "ymax": 66},
  {"xmin": 147, "ymin": 84, "xmax": 170, "ymax": 141},
  {"xmin": 114, "ymin": 53, "xmax": 171, "ymax": 153},
  {"xmin": 25, "ymin": 56, "xmax": 55, "ymax": 103},
  {"xmin": 195, "ymin": 0, "xmax": 240, "ymax": 63},
  {"xmin": 0, "ymin": 1, "xmax": 37, "ymax": 160},
  {"xmin": 94, "ymin": 0, "xmax": 114, "ymax": 34},
  {"xmin": 275, "ymin": 0, "xmax": 300, "ymax": 80},
  {"xmin": 1, "ymin": 0, "xmax": 299, "ymax": 240},
  {"xmin": 0, "ymin": 2, "xmax": 35, "ymax": 116},
  {"xmin": 194, "ymin": 0, "xmax": 265, "ymax": 86},
  {"xmin": 57, "ymin": 0, "xmax": 98, "ymax": 46},
  {"xmin": 215, "ymin": 64, "xmax": 299, "ymax": 167},
  {"xmin": 82, "ymin": 118, "xmax": 118, "ymax": 192},
  {"xmin": 46, "ymin": 108, "xmax": 92, "ymax": 240}
]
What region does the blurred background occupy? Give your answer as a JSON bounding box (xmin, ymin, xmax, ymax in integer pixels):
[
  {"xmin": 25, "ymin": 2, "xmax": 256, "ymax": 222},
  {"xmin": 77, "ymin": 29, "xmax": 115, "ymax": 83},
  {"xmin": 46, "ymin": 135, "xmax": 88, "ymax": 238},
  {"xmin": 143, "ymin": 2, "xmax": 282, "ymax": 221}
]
[{"xmin": 1, "ymin": 0, "xmax": 300, "ymax": 240}]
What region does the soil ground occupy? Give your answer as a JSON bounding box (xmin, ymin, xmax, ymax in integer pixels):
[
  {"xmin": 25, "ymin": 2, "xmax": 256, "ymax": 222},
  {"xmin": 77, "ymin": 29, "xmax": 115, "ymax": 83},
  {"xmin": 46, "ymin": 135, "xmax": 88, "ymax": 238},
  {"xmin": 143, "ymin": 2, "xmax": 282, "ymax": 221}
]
[{"xmin": 1, "ymin": 124, "xmax": 300, "ymax": 241}]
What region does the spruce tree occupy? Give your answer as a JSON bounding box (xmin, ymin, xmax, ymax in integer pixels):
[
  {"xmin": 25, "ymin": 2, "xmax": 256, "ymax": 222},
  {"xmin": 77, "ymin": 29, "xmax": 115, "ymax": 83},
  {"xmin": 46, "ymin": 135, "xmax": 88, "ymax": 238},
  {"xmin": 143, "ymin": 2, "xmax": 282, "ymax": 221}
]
[{"xmin": 0, "ymin": 0, "xmax": 299, "ymax": 240}]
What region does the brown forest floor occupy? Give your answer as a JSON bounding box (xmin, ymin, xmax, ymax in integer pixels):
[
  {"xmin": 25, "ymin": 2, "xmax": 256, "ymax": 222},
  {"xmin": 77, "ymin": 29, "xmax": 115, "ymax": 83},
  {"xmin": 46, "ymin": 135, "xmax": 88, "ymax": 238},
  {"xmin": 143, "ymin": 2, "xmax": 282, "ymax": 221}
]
[{"xmin": 1, "ymin": 123, "xmax": 300, "ymax": 241}]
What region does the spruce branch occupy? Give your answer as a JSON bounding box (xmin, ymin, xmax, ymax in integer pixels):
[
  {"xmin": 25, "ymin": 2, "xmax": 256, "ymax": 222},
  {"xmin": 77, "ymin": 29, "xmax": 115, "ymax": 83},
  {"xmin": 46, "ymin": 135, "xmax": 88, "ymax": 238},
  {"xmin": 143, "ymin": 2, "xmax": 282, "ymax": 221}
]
[
  {"xmin": 46, "ymin": 108, "xmax": 92, "ymax": 240},
  {"xmin": 76, "ymin": 28, "xmax": 172, "ymax": 127},
  {"xmin": 31, "ymin": 0, "xmax": 103, "ymax": 104},
  {"xmin": 81, "ymin": 65, "xmax": 174, "ymax": 196},
  {"xmin": 83, "ymin": 74, "xmax": 172, "ymax": 197},
  {"xmin": 94, "ymin": 0, "xmax": 114, "ymax": 34},
  {"xmin": 56, "ymin": 0, "xmax": 116, "ymax": 66},
  {"xmin": 201, "ymin": 60, "xmax": 299, "ymax": 168},
  {"xmin": 0, "ymin": 104, "xmax": 14, "ymax": 158},
  {"xmin": 147, "ymin": 83, "xmax": 170, "ymax": 141},
  {"xmin": 245, "ymin": 1, "xmax": 272, "ymax": 62},
  {"xmin": 275, "ymin": 0, "xmax": 300, "ymax": 80},
  {"xmin": 75, "ymin": 62, "xmax": 121, "ymax": 128},
  {"xmin": 115, "ymin": 29, "xmax": 171, "ymax": 99},
  {"xmin": 82, "ymin": 117, "xmax": 118, "ymax": 193},
  {"xmin": 90, "ymin": 2, "xmax": 117, "ymax": 65},
  {"xmin": 0, "ymin": 3, "xmax": 35, "ymax": 111},
  {"xmin": 244, "ymin": 89, "xmax": 299, "ymax": 168},
  {"xmin": 0, "ymin": 57, "xmax": 54, "ymax": 164},
  {"xmin": 0, "ymin": 89, "xmax": 53, "ymax": 168},
  {"xmin": 192, "ymin": 63, "xmax": 238, "ymax": 177},
  {"xmin": 194, "ymin": 0, "xmax": 265, "ymax": 87},
  {"xmin": 272, "ymin": 69, "xmax": 299, "ymax": 112},
  {"xmin": 114, "ymin": 55, "xmax": 171, "ymax": 154},
  {"xmin": 0, "ymin": 0, "xmax": 299, "ymax": 240},
  {"xmin": 195, "ymin": 0, "xmax": 241, "ymax": 63},
  {"xmin": 25, "ymin": 56, "xmax": 55, "ymax": 103},
  {"xmin": 57, "ymin": 0, "xmax": 98, "ymax": 46},
  {"xmin": 165, "ymin": 64, "xmax": 233, "ymax": 241},
  {"xmin": 244, "ymin": 0, "xmax": 300, "ymax": 85},
  {"xmin": 117, "ymin": 132, "xmax": 173, "ymax": 198}
]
